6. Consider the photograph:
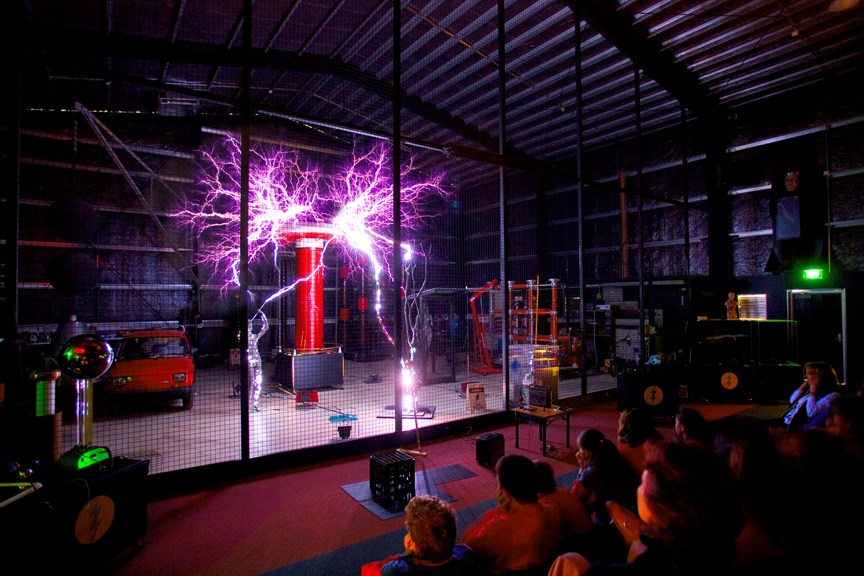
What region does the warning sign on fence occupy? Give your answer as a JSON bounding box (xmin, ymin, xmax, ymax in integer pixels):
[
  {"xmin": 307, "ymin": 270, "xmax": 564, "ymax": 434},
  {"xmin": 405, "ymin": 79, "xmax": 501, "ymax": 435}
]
[{"xmin": 466, "ymin": 384, "xmax": 486, "ymax": 412}]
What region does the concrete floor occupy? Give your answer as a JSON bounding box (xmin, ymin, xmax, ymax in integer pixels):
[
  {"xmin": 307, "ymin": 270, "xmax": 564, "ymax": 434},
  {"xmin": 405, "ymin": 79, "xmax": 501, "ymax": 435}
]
[{"xmin": 61, "ymin": 351, "xmax": 620, "ymax": 476}]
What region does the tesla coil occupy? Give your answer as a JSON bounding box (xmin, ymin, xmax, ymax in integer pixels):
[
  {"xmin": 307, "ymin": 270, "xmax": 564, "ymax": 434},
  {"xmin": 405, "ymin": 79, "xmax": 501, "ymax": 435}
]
[{"xmin": 274, "ymin": 223, "xmax": 344, "ymax": 391}]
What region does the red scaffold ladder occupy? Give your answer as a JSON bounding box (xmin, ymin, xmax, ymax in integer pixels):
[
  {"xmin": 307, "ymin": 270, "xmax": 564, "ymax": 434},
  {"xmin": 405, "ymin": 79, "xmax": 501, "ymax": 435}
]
[{"xmin": 469, "ymin": 279, "xmax": 503, "ymax": 375}]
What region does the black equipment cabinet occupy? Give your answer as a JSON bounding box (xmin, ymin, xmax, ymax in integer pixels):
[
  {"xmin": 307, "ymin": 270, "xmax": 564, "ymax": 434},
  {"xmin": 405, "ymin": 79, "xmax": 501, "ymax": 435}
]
[
  {"xmin": 274, "ymin": 346, "xmax": 345, "ymax": 391},
  {"xmin": 616, "ymin": 365, "xmax": 681, "ymax": 417},
  {"xmin": 1, "ymin": 457, "xmax": 149, "ymax": 568},
  {"xmin": 686, "ymin": 319, "xmax": 800, "ymax": 402}
]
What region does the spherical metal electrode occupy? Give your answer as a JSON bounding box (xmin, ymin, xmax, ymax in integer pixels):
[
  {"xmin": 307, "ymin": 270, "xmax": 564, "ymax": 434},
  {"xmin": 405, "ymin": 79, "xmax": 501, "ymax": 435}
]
[{"xmin": 57, "ymin": 334, "xmax": 115, "ymax": 380}]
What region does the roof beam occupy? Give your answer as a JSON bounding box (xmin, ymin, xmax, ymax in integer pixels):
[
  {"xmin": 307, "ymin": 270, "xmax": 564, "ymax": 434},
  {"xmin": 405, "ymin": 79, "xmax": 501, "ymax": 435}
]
[
  {"xmin": 25, "ymin": 27, "xmax": 516, "ymax": 155},
  {"xmin": 570, "ymin": 0, "xmax": 721, "ymax": 119}
]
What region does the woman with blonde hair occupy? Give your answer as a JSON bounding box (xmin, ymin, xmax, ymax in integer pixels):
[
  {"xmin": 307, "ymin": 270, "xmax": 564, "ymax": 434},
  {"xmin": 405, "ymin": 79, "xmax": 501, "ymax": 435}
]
[
  {"xmin": 363, "ymin": 494, "xmax": 477, "ymax": 575},
  {"xmin": 784, "ymin": 361, "xmax": 841, "ymax": 432}
]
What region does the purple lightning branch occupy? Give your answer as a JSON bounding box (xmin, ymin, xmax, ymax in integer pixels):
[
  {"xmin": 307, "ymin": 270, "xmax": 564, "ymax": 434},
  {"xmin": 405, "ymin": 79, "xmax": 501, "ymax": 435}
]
[
  {"xmin": 328, "ymin": 143, "xmax": 447, "ymax": 342},
  {"xmin": 175, "ymin": 136, "xmax": 322, "ymax": 289},
  {"xmin": 175, "ymin": 136, "xmax": 449, "ymax": 346},
  {"xmin": 329, "ymin": 143, "xmax": 448, "ymax": 282}
]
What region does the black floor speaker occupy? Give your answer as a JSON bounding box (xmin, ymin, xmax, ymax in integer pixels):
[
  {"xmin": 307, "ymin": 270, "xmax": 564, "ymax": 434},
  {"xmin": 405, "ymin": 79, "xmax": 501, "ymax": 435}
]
[
  {"xmin": 690, "ymin": 364, "xmax": 754, "ymax": 403},
  {"xmin": 476, "ymin": 432, "xmax": 504, "ymax": 467},
  {"xmin": 616, "ymin": 366, "xmax": 680, "ymax": 416},
  {"xmin": 2, "ymin": 457, "xmax": 149, "ymax": 569},
  {"xmin": 754, "ymin": 363, "xmax": 803, "ymax": 402}
]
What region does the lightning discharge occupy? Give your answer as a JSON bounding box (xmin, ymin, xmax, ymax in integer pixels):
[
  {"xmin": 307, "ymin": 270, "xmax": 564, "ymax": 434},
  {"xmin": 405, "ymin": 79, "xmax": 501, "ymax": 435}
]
[{"xmin": 174, "ymin": 135, "xmax": 449, "ymax": 350}]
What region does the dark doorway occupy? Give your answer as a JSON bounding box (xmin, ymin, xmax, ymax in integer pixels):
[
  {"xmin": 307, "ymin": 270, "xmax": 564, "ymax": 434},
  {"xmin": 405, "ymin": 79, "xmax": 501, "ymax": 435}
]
[{"xmin": 787, "ymin": 289, "xmax": 846, "ymax": 383}]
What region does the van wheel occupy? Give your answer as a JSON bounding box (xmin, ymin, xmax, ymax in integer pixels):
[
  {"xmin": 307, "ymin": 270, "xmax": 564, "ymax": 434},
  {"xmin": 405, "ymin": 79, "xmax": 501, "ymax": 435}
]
[{"xmin": 182, "ymin": 392, "xmax": 194, "ymax": 410}]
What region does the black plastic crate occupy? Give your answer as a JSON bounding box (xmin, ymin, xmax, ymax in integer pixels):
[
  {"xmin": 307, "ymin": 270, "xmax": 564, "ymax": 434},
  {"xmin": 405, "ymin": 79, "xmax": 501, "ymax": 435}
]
[{"xmin": 369, "ymin": 451, "xmax": 415, "ymax": 513}]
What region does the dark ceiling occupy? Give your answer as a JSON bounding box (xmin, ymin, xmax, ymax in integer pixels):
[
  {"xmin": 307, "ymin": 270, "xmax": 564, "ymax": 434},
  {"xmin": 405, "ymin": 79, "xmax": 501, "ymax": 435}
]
[{"xmin": 14, "ymin": 0, "xmax": 864, "ymax": 185}]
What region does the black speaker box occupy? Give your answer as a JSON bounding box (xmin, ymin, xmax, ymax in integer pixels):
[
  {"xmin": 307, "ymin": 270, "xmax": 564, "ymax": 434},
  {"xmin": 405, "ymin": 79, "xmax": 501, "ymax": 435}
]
[
  {"xmin": 2, "ymin": 457, "xmax": 149, "ymax": 569},
  {"xmin": 476, "ymin": 432, "xmax": 504, "ymax": 467},
  {"xmin": 690, "ymin": 364, "xmax": 754, "ymax": 403},
  {"xmin": 755, "ymin": 363, "xmax": 803, "ymax": 402},
  {"xmin": 616, "ymin": 366, "xmax": 680, "ymax": 416}
]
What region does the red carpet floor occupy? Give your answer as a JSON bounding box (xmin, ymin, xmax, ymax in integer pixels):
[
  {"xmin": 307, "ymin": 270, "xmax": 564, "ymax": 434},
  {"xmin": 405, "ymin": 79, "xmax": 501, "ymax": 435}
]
[{"xmin": 105, "ymin": 399, "xmax": 749, "ymax": 576}]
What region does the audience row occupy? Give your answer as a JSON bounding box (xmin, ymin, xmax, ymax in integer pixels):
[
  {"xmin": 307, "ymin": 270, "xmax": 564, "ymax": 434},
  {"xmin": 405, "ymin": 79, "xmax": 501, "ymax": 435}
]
[{"xmin": 364, "ymin": 362, "xmax": 864, "ymax": 576}]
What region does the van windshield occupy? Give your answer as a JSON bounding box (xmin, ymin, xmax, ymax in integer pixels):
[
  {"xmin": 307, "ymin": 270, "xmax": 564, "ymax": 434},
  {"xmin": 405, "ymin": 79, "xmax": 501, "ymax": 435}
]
[{"xmin": 119, "ymin": 336, "xmax": 189, "ymax": 360}]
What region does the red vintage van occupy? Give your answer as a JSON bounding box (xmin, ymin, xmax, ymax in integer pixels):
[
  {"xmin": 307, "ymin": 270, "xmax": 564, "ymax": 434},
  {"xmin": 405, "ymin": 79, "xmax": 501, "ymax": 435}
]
[{"xmin": 102, "ymin": 329, "xmax": 195, "ymax": 409}]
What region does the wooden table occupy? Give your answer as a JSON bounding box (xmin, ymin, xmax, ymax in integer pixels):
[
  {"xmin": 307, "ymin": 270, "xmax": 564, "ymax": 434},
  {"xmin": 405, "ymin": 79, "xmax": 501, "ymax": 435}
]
[{"xmin": 511, "ymin": 405, "xmax": 571, "ymax": 456}]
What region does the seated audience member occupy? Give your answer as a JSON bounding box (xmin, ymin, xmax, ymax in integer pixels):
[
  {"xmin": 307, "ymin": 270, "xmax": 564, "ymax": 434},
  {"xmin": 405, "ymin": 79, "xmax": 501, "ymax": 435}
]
[
  {"xmin": 362, "ymin": 495, "xmax": 477, "ymax": 576},
  {"xmin": 616, "ymin": 407, "xmax": 663, "ymax": 476},
  {"xmin": 573, "ymin": 428, "xmax": 639, "ymax": 521},
  {"xmin": 461, "ymin": 453, "xmax": 558, "ymax": 575},
  {"xmin": 535, "ymin": 459, "xmax": 593, "ymax": 556},
  {"xmin": 766, "ymin": 426, "xmax": 864, "ymax": 574},
  {"xmin": 673, "ymin": 407, "xmax": 714, "ymax": 447},
  {"xmin": 783, "ymin": 360, "xmax": 841, "ymax": 432},
  {"xmin": 571, "ymin": 428, "xmax": 639, "ymax": 562},
  {"xmin": 549, "ymin": 440, "xmax": 745, "ymax": 576},
  {"xmin": 715, "ymin": 420, "xmax": 792, "ymax": 573},
  {"xmin": 604, "ymin": 499, "xmax": 642, "ymax": 554},
  {"xmin": 825, "ymin": 393, "xmax": 864, "ymax": 458}
]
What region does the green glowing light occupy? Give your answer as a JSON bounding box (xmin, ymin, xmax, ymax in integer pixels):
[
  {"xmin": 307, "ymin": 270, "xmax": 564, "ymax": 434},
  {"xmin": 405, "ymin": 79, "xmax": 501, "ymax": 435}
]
[{"xmin": 803, "ymin": 268, "xmax": 823, "ymax": 280}]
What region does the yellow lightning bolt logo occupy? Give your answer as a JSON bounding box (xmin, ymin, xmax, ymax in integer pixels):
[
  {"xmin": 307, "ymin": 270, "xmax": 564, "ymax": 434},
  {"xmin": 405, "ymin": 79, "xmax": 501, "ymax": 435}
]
[
  {"xmin": 643, "ymin": 385, "xmax": 663, "ymax": 406},
  {"xmin": 721, "ymin": 372, "xmax": 739, "ymax": 390}
]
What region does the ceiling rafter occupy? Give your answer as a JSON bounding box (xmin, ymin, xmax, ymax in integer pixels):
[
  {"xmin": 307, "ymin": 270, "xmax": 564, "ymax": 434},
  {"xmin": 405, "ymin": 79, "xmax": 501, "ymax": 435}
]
[{"xmin": 572, "ymin": 0, "xmax": 722, "ymax": 119}]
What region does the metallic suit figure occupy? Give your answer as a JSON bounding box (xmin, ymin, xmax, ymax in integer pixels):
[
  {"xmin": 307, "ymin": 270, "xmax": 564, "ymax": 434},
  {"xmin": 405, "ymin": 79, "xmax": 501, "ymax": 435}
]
[{"xmin": 248, "ymin": 311, "xmax": 269, "ymax": 411}]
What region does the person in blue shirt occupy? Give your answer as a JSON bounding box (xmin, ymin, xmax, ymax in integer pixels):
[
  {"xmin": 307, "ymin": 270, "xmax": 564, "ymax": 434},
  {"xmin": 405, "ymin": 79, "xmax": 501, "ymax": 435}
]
[
  {"xmin": 366, "ymin": 494, "xmax": 477, "ymax": 576},
  {"xmin": 784, "ymin": 361, "xmax": 841, "ymax": 432}
]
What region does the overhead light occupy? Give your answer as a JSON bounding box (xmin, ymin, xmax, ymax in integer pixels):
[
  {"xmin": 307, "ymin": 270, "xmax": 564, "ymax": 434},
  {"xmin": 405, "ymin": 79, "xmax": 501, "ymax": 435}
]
[
  {"xmin": 158, "ymin": 96, "xmax": 200, "ymax": 117},
  {"xmin": 829, "ymin": 0, "xmax": 861, "ymax": 13}
]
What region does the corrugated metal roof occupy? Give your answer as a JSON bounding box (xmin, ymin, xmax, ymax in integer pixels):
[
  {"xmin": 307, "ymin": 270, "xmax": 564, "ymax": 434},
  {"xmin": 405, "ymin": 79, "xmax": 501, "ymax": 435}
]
[{"xmin": 15, "ymin": 0, "xmax": 864, "ymax": 184}]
